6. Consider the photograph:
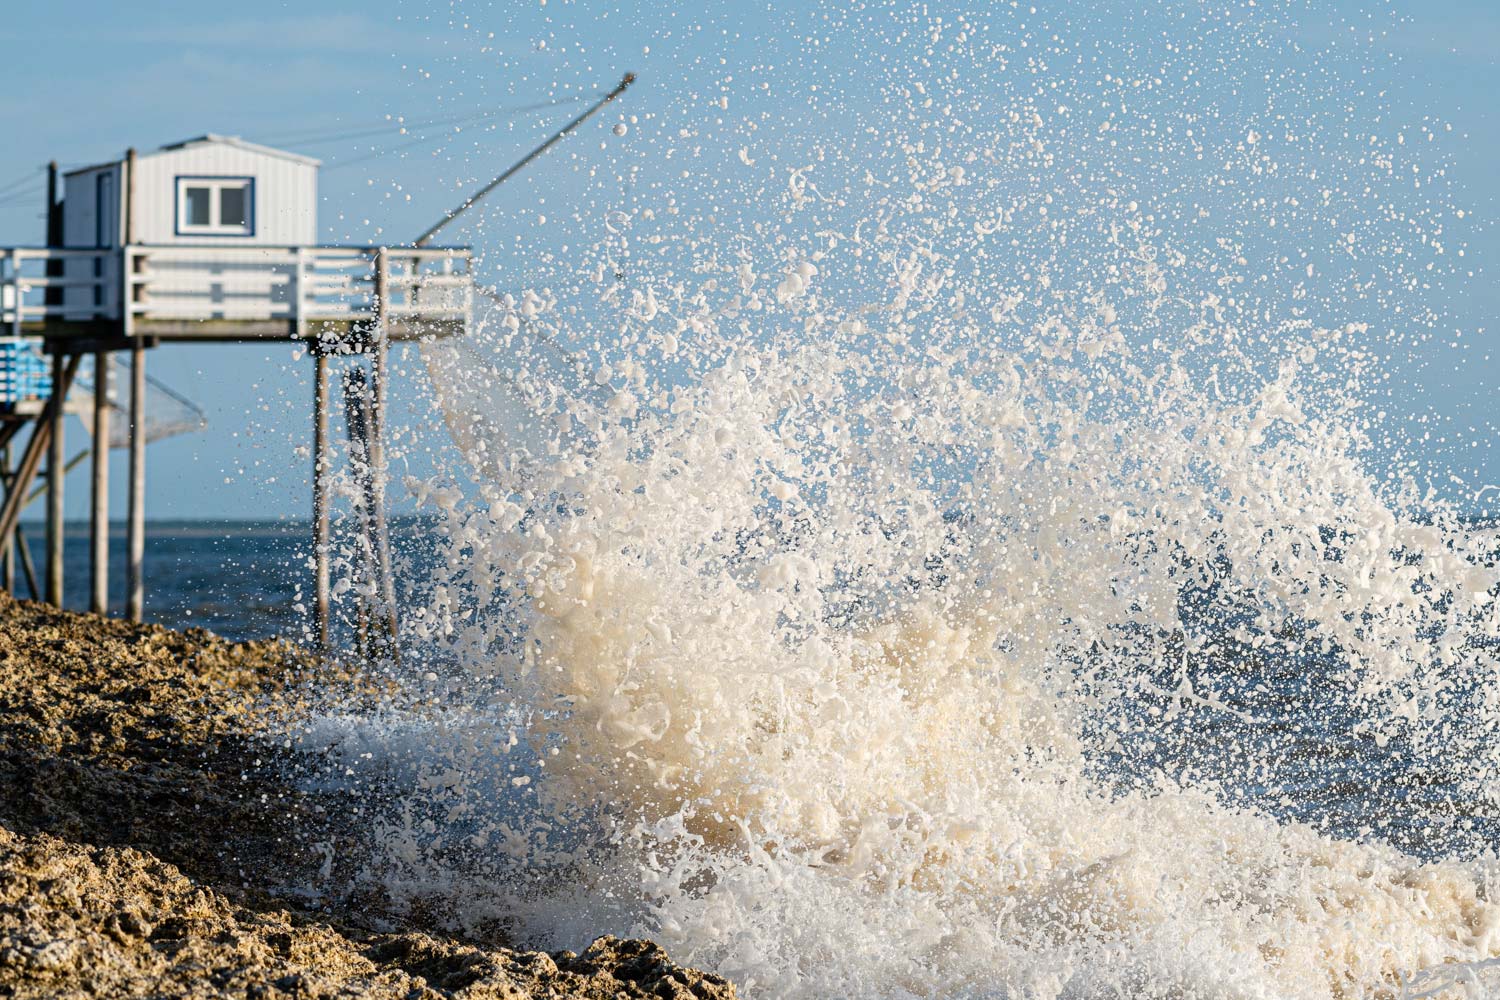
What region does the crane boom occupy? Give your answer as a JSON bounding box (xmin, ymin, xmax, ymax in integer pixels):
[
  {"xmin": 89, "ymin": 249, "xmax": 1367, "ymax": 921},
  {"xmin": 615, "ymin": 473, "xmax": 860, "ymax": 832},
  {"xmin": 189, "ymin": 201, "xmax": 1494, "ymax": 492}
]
[{"xmin": 414, "ymin": 72, "xmax": 636, "ymax": 247}]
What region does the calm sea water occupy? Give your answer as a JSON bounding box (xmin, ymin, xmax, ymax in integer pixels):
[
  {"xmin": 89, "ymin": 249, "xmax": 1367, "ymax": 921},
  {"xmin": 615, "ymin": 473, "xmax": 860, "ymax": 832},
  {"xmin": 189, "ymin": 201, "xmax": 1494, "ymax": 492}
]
[{"xmin": 15, "ymin": 517, "xmax": 428, "ymax": 643}]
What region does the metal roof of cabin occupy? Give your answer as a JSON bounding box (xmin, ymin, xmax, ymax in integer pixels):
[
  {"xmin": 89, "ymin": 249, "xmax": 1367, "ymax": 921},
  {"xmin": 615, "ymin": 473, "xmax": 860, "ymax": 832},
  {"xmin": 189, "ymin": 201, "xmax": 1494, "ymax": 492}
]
[
  {"xmin": 64, "ymin": 134, "xmax": 321, "ymax": 176},
  {"xmin": 155, "ymin": 134, "xmax": 321, "ymax": 166}
]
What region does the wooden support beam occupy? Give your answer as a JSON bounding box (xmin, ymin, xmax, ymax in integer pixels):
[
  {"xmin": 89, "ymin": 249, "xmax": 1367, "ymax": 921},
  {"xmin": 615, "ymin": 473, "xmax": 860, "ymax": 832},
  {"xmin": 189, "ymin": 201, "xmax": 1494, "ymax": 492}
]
[
  {"xmin": 122, "ymin": 151, "xmax": 141, "ymax": 620},
  {"xmin": 313, "ymin": 352, "xmax": 330, "ymax": 650},
  {"xmin": 341, "ymin": 366, "xmax": 375, "ymax": 658},
  {"xmin": 45, "ymin": 162, "xmax": 61, "ymax": 246},
  {"xmin": 413, "ymin": 73, "xmax": 635, "ymax": 247},
  {"xmin": 1, "ymin": 444, "xmax": 11, "ymax": 593},
  {"xmin": 15, "ymin": 525, "xmax": 38, "ymax": 602},
  {"xmin": 90, "ymin": 353, "xmax": 110, "ymax": 614},
  {"xmin": 370, "ymin": 249, "xmax": 399, "ymax": 654},
  {"xmin": 46, "ymin": 352, "xmax": 65, "ymax": 607},
  {"xmin": 0, "ymin": 433, "xmax": 49, "ymax": 562},
  {"xmin": 0, "ymin": 356, "xmax": 79, "ymax": 572},
  {"xmin": 126, "ymin": 340, "xmax": 145, "ymax": 621},
  {"xmin": 44, "ymin": 335, "xmax": 157, "ymax": 356},
  {"xmin": 45, "ymin": 163, "xmax": 62, "ymax": 310},
  {"xmin": 123, "ymin": 150, "xmax": 135, "ymax": 245}
]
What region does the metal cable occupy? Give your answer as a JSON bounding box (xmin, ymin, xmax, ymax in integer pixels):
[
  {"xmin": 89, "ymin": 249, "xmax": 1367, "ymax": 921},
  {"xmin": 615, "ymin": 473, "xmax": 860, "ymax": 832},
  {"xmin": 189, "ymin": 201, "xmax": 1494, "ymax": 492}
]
[
  {"xmin": 0, "ymin": 184, "xmax": 46, "ymax": 207},
  {"xmin": 0, "ymin": 167, "xmax": 43, "ymax": 199},
  {"xmin": 258, "ymin": 96, "xmax": 586, "ymax": 151}
]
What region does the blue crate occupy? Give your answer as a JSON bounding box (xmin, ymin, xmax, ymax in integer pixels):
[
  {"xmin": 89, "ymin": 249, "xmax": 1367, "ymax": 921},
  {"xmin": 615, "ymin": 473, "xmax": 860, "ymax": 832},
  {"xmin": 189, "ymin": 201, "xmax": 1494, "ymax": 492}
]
[{"xmin": 0, "ymin": 340, "xmax": 52, "ymax": 405}]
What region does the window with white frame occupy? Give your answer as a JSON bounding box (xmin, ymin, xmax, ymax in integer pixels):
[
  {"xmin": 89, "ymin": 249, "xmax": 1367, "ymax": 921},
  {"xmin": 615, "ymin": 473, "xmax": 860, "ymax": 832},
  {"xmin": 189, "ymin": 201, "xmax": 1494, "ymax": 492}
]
[{"xmin": 176, "ymin": 178, "xmax": 253, "ymax": 236}]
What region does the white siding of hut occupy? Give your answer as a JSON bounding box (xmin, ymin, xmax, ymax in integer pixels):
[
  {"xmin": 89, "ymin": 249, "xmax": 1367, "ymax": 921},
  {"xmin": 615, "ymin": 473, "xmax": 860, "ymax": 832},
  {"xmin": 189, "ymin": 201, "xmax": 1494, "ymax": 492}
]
[
  {"xmin": 131, "ymin": 143, "xmax": 317, "ymax": 246},
  {"xmin": 61, "ymin": 164, "xmax": 122, "ymax": 317},
  {"xmin": 53, "ymin": 138, "xmax": 321, "ymax": 322}
]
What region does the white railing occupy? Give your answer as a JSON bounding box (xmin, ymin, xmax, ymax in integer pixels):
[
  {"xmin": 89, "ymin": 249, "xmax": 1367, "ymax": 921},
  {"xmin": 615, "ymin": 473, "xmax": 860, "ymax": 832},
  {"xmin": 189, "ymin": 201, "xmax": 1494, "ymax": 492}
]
[
  {"xmin": 0, "ymin": 248, "xmax": 119, "ymax": 336},
  {"xmin": 0, "ymin": 245, "xmax": 473, "ymax": 335}
]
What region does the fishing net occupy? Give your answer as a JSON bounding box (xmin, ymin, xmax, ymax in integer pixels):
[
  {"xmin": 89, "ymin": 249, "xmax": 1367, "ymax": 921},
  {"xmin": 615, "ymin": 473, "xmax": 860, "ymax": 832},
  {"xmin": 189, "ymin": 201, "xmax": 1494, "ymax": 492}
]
[{"xmin": 73, "ymin": 358, "xmax": 207, "ymax": 447}]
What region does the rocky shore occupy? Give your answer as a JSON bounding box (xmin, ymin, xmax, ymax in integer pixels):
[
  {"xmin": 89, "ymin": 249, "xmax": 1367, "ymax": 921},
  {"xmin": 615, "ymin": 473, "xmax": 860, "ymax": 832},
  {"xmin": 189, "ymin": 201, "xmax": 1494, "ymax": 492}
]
[{"xmin": 0, "ymin": 595, "xmax": 735, "ymax": 999}]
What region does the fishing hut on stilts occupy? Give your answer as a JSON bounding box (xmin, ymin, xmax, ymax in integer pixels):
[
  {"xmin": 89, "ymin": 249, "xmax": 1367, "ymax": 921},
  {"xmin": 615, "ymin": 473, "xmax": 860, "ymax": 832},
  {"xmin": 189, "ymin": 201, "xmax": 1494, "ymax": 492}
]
[
  {"xmin": 0, "ymin": 73, "xmax": 635, "ymax": 654},
  {"xmin": 0, "ymin": 135, "xmax": 473, "ymax": 652}
]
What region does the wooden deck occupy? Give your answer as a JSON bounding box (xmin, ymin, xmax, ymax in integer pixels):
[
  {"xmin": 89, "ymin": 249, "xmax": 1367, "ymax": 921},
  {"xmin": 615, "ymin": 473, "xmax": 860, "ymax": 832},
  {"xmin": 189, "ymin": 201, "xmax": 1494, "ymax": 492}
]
[{"xmin": 0, "ymin": 244, "xmax": 474, "ymax": 344}]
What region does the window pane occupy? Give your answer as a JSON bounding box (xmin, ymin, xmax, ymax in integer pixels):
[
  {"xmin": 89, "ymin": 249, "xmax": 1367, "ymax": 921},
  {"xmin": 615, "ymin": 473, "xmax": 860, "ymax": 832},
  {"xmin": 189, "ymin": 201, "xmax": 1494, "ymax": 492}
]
[
  {"xmin": 184, "ymin": 186, "xmax": 211, "ymax": 226},
  {"xmin": 219, "ymin": 185, "xmax": 247, "ymax": 227}
]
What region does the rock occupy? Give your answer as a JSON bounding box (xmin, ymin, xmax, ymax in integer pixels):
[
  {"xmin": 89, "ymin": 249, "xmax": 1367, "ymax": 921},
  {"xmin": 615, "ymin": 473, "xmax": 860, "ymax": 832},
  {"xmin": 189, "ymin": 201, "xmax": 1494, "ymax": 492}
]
[{"xmin": 0, "ymin": 595, "xmax": 737, "ymax": 999}]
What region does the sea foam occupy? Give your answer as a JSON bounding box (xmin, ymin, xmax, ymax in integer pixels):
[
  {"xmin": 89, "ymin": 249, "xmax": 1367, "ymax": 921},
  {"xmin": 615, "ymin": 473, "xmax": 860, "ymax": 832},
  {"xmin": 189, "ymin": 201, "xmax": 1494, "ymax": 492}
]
[{"xmin": 302, "ymin": 4, "xmax": 1500, "ymax": 996}]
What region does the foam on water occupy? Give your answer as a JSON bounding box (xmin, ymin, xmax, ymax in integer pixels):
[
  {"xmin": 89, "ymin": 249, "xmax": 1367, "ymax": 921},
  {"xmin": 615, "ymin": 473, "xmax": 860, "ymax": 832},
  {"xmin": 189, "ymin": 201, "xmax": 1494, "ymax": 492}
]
[
  {"xmin": 367, "ymin": 333, "xmax": 1500, "ymax": 998},
  {"xmin": 296, "ymin": 4, "xmax": 1500, "ymax": 996}
]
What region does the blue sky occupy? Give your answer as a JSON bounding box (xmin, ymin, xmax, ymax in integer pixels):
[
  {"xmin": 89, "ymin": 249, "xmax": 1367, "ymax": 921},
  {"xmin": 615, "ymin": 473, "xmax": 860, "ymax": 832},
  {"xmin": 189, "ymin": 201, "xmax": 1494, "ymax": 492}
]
[
  {"xmin": 0, "ymin": 0, "xmax": 648, "ymax": 520},
  {"xmin": 0, "ymin": 0, "xmax": 1498, "ymax": 520}
]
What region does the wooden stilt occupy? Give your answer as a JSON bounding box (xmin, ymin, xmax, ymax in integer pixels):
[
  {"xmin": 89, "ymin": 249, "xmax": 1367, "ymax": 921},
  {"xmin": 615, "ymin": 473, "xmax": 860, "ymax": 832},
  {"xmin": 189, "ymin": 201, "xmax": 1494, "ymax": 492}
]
[
  {"xmin": 0, "ymin": 358, "xmax": 78, "ymax": 591},
  {"xmin": 15, "ymin": 525, "xmax": 38, "ymax": 601},
  {"xmin": 313, "ymin": 351, "xmax": 330, "ymax": 649},
  {"xmin": 370, "ymin": 249, "xmax": 399, "ymax": 653},
  {"xmin": 342, "ymin": 365, "xmax": 376, "ymax": 659},
  {"xmin": 89, "ymin": 352, "xmax": 110, "ymax": 614},
  {"xmin": 0, "ymin": 446, "xmax": 45, "ymax": 577},
  {"xmin": 1, "ymin": 443, "xmax": 11, "ymax": 594},
  {"xmin": 126, "ymin": 341, "xmax": 145, "ymax": 622},
  {"xmin": 0, "ymin": 424, "xmax": 27, "ymax": 596},
  {"xmin": 45, "ymin": 162, "xmax": 62, "ymax": 311},
  {"xmin": 46, "ymin": 351, "xmax": 66, "ymax": 607}
]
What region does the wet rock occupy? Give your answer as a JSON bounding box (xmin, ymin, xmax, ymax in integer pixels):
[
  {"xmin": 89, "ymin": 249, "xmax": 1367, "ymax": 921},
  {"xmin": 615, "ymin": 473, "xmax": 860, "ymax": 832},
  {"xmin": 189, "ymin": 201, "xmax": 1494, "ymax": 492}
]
[{"xmin": 0, "ymin": 595, "xmax": 737, "ymax": 999}]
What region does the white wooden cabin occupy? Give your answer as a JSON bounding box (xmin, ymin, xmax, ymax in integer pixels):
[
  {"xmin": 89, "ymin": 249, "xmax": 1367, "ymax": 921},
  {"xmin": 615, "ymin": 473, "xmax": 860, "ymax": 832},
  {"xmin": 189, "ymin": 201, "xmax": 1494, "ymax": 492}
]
[
  {"xmin": 3, "ymin": 133, "xmax": 472, "ymax": 342},
  {"xmin": 63, "ymin": 134, "xmax": 318, "ymax": 250}
]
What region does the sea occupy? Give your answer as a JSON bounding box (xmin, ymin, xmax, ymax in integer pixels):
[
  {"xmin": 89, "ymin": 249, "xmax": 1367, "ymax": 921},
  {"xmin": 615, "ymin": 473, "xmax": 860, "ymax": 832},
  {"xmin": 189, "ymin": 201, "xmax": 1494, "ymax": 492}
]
[{"xmin": 18, "ymin": 517, "xmax": 433, "ymax": 643}]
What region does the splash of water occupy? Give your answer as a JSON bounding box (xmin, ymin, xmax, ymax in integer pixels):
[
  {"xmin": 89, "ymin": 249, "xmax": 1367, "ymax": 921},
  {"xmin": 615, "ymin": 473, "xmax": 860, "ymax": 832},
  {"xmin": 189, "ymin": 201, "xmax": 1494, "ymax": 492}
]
[{"xmin": 298, "ymin": 4, "xmax": 1500, "ymax": 997}]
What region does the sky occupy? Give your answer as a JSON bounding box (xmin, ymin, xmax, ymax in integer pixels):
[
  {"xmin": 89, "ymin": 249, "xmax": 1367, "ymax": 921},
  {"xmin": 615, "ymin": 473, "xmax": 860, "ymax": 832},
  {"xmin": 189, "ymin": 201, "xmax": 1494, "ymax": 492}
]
[
  {"xmin": 0, "ymin": 0, "xmax": 652, "ymax": 521},
  {"xmin": 0, "ymin": 0, "xmax": 1498, "ymax": 521}
]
